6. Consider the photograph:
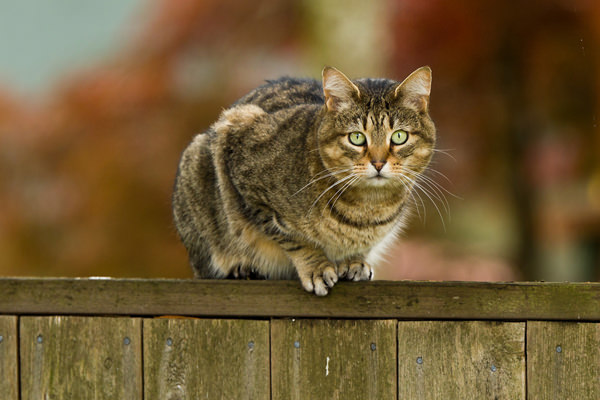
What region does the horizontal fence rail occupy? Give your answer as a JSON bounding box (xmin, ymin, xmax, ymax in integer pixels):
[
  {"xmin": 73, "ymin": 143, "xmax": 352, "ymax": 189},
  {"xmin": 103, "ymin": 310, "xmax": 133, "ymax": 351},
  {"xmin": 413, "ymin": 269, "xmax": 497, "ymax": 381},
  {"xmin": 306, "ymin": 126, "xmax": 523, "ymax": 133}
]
[
  {"xmin": 1, "ymin": 278, "xmax": 600, "ymax": 399},
  {"xmin": 1, "ymin": 278, "xmax": 599, "ymax": 320}
]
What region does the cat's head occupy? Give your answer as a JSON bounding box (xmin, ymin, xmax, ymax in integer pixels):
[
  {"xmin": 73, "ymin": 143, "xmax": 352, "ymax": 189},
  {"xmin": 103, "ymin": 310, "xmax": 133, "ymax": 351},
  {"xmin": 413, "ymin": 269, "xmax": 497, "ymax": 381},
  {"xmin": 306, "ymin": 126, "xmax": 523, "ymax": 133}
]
[{"xmin": 317, "ymin": 66, "xmax": 436, "ymax": 193}]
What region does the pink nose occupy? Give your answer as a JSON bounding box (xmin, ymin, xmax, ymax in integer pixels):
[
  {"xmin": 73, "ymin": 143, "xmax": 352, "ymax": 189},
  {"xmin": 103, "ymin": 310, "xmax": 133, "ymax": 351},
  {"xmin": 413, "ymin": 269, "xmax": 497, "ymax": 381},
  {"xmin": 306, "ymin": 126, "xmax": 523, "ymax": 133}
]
[{"xmin": 371, "ymin": 161, "xmax": 386, "ymax": 172}]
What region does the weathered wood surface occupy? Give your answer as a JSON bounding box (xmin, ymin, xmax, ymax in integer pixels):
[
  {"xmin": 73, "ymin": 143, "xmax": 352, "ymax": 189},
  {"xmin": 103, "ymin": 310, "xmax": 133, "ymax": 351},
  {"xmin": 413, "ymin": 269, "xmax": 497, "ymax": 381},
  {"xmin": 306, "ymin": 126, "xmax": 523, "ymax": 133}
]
[
  {"xmin": 3, "ymin": 312, "xmax": 600, "ymax": 399},
  {"xmin": 397, "ymin": 321, "xmax": 525, "ymax": 399},
  {"xmin": 144, "ymin": 318, "xmax": 270, "ymax": 400},
  {"xmin": 0, "ymin": 316, "xmax": 18, "ymax": 400},
  {"xmin": 271, "ymin": 319, "xmax": 396, "ymax": 399},
  {"xmin": 527, "ymin": 321, "xmax": 600, "ymax": 399},
  {"xmin": 20, "ymin": 316, "xmax": 142, "ymax": 400},
  {"xmin": 1, "ymin": 278, "xmax": 600, "ymax": 320}
]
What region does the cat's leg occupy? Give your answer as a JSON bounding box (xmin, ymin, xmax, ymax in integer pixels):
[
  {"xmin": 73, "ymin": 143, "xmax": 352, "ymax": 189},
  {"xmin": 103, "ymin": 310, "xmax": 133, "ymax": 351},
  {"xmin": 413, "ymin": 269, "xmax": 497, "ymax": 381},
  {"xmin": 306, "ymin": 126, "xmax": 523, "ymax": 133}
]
[
  {"xmin": 281, "ymin": 243, "xmax": 338, "ymax": 296},
  {"xmin": 238, "ymin": 210, "xmax": 338, "ymax": 294},
  {"xmin": 337, "ymin": 256, "xmax": 374, "ymax": 282},
  {"xmin": 293, "ymin": 254, "xmax": 338, "ymax": 296}
]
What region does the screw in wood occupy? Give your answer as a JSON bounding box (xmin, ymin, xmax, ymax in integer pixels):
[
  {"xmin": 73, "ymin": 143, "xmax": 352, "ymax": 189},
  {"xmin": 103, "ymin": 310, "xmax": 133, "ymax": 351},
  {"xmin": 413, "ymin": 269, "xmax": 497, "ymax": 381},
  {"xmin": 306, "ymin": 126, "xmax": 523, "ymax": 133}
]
[
  {"xmin": 166, "ymin": 338, "xmax": 173, "ymax": 346},
  {"xmin": 37, "ymin": 335, "xmax": 43, "ymax": 344},
  {"xmin": 370, "ymin": 343, "xmax": 376, "ymax": 351},
  {"xmin": 556, "ymin": 345, "xmax": 562, "ymax": 353},
  {"xmin": 491, "ymin": 365, "xmax": 497, "ymax": 372},
  {"xmin": 248, "ymin": 341, "xmax": 255, "ymax": 350},
  {"xmin": 0, "ymin": 335, "xmax": 3, "ymax": 344},
  {"xmin": 294, "ymin": 341, "xmax": 300, "ymax": 349},
  {"xmin": 416, "ymin": 357, "xmax": 423, "ymax": 365},
  {"xmin": 123, "ymin": 337, "xmax": 131, "ymax": 345}
]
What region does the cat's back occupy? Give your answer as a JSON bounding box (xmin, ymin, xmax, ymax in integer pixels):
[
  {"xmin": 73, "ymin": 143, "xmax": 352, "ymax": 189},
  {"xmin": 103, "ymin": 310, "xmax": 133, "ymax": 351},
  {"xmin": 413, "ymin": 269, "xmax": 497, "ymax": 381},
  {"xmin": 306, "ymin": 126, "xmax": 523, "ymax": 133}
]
[{"xmin": 235, "ymin": 77, "xmax": 324, "ymax": 113}]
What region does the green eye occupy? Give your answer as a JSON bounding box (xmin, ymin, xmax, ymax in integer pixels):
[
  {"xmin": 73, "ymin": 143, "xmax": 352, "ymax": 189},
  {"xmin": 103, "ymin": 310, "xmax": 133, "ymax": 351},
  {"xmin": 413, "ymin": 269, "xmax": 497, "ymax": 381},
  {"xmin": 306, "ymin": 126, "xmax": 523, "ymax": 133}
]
[
  {"xmin": 391, "ymin": 130, "xmax": 409, "ymax": 145},
  {"xmin": 348, "ymin": 132, "xmax": 366, "ymax": 146}
]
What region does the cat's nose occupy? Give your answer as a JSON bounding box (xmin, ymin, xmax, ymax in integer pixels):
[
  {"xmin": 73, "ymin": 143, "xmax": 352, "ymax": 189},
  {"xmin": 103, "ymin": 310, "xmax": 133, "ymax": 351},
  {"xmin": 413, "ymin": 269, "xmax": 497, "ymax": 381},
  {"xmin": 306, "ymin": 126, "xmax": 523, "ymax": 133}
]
[{"xmin": 371, "ymin": 160, "xmax": 386, "ymax": 172}]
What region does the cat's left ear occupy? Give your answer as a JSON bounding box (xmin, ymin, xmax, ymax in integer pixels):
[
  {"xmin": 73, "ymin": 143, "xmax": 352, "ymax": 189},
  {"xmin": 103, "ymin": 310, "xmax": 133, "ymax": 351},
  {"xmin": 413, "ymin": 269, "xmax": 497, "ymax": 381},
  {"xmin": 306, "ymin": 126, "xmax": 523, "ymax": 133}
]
[
  {"xmin": 322, "ymin": 66, "xmax": 361, "ymax": 112},
  {"xmin": 394, "ymin": 66, "xmax": 432, "ymax": 112}
]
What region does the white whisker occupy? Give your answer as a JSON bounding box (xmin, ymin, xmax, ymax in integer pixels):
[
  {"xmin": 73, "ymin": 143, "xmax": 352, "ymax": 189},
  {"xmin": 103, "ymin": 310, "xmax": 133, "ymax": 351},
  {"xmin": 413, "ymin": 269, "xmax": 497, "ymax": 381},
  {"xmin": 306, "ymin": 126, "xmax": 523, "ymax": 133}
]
[
  {"xmin": 410, "ymin": 178, "xmax": 447, "ymax": 232},
  {"xmin": 395, "ymin": 174, "xmax": 424, "ymax": 222},
  {"xmin": 326, "ymin": 175, "xmax": 360, "ymax": 215},
  {"xmin": 412, "ymin": 169, "xmax": 460, "ymax": 200},
  {"xmin": 397, "ymin": 167, "xmax": 448, "ymax": 231},
  {"xmin": 432, "ymin": 148, "xmax": 457, "ymax": 162},
  {"xmin": 402, "ymin": 163, "xmax": 454, "ymax": 191},
  {"xmin": 307, "ymin": 174, "xmax": 355, "ymax": 216},
  {"xmin": 291, "ymin": 167, "xmax": 353, "ymax": 197},
  {"xmin": 415, "ymin": 165, "xmax": 454, "ymax": 186},
  {"xmin": 409, "ymin": 173, "xmax": 451, "ymax": 215}
]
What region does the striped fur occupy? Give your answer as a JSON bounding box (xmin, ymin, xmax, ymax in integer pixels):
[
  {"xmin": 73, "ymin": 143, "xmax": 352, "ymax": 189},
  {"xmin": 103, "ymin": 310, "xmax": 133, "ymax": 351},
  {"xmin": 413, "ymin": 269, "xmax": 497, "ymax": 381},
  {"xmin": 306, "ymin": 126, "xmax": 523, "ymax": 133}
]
[{"xmin": 173, "ymin": 67, "xmax": 436, "ymax": 295}]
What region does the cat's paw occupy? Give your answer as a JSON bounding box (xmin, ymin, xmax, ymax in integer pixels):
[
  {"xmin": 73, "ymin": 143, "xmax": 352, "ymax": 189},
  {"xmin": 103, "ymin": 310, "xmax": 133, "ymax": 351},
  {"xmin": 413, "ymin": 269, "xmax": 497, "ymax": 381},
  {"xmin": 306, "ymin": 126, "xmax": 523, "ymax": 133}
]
[
  {"xmin": 297, "ymin": 262, "xmax": 338, "ymax": 296},
  {"xmin": 228, "ymin": 264, "xmax": 265, "ymax": 280},
  {"xmin": 337, "ymin": 260, "xmax": 373, "ymax": 282}
]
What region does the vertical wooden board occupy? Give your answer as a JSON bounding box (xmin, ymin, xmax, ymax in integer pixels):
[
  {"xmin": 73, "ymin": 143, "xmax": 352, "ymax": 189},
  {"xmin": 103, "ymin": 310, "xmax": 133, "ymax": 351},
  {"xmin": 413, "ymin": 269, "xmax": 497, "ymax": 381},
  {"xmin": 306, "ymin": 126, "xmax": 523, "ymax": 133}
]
[
  {"xmin": 528, "ymin": 321, "xmax": 600, "ymax": 398},
  {"xmin": 144, "ymin": 318, "xmax": 270, "ymax": 400},
  {"xmin": 0, "ymin": 316, "xmax": 18, "ymax": 400},
  {"xmin": 397, "ymin": 321, "xmax": 525, "ymax": 399},
  {"xmin": 20, "ymin": 316, "xmax": 142, "ymax": 400},
  {"xmin": 271, "ymin": 319, "xmax": 397, "ymax": 399}
]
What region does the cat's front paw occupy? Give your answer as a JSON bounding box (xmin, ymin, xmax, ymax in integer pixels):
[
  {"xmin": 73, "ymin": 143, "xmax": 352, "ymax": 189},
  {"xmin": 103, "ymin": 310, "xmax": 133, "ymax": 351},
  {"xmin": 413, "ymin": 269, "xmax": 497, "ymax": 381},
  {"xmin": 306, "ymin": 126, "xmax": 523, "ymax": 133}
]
[
  {"xmin": 297, "ymin": 262, "xmax": 338, "ymax": 296},
  {"xmin": 337, "ymin": 260, "xmax": 373, "ymax": 281}
]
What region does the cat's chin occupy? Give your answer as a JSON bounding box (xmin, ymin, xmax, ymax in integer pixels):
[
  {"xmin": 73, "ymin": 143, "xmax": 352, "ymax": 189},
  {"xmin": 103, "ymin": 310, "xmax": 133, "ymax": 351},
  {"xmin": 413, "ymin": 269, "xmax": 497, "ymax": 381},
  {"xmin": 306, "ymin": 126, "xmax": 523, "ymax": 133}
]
[{"xmin": 365, "ymin": 176, "xmax": 391, "ymax": 187}]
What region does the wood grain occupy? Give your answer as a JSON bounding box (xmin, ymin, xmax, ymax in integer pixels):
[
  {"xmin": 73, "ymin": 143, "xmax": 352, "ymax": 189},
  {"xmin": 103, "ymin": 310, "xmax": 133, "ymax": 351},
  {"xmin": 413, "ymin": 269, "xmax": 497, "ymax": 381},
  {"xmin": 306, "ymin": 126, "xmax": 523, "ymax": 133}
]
[
  {"xmin": 0, "ymin": 316, "xmax": 18, "ymax": 400},
  {"xmin": 20, "ymin": 316, "xmax": 142, "ymax": 400},
  {"xmin": 527, "ymin": 321, "xmax": 600, "ymax": 398},
  {"xmin": 143, "ymin": 318, "xmax": 270, "ymax": 400},
  {"xmin": 1, "ymin": 278, "xmax": 599, "ymax": 320},
  {"xmin": 271, "ymin": 319, "xmax": 397, "ymax": 399},
  {"xmin": 397, "ymin": 321, "xmax": 525, "ymax": 399}
]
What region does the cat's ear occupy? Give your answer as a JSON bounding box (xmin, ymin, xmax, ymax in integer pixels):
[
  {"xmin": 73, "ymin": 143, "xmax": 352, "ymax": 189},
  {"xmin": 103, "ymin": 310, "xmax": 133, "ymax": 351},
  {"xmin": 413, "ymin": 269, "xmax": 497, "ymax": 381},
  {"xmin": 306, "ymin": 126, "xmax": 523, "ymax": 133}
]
[
  {"xmin": 322, "ymin": 66, "xmax": 361, "ymax": 112},
  {"xmin": 394, "ymin": 66, "xmax": 432, "ymax": 112}
]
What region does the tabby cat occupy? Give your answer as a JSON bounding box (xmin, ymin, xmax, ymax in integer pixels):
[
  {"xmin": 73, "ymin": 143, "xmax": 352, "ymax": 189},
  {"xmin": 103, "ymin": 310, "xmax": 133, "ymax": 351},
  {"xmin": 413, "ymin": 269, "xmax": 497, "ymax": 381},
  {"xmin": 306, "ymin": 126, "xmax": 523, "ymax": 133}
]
[{"xmin": 173, "ymin": 66, "xmax": 435, "ymax": 295}]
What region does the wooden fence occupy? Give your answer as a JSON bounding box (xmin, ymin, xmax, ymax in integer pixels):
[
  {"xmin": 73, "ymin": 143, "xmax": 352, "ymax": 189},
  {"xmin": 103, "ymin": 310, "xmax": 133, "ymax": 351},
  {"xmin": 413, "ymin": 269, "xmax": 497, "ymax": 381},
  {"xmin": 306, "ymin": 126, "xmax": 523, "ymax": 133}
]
[{"xmin": 0, "ymin": 278, "xmax": 599, "ymax": 399}]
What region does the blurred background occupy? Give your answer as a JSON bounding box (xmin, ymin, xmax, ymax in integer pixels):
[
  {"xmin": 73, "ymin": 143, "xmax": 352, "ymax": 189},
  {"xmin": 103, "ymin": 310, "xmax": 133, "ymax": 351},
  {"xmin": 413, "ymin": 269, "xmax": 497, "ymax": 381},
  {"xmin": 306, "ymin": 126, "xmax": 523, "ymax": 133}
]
[{"xmin": 1, "ymin": 0, "xmax": 599, "ymax": 281}]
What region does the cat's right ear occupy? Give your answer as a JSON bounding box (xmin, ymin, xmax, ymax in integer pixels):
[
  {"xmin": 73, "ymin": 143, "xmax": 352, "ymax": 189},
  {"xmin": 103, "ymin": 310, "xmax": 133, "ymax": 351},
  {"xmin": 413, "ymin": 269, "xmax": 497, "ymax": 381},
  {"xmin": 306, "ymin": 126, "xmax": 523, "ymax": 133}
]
[{"xmin": 322, "ymin": 67, "xmax": 361, "ymax": 112}]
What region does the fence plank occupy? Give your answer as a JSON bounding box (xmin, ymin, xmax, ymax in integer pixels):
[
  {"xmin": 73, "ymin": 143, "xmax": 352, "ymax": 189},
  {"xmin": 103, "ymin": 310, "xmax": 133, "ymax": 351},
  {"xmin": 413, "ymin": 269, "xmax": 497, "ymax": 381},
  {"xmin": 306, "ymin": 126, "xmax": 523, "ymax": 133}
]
[
  {"xmin": 0, "ymin": 316, "xmax": 18, "ymax": 400},
  {"xmin": 20, "ymin": 316, "xmax": 142, "ymax": 400},
  {"xmin": 527, "ymin": 321, "xmax": 600, "ymax": 398},
  {"xmin": 271, "ymin": 319, "xmax": 396, "ymax": 399},
  {"xmin": 143, "ymin": 318, "xmax": 270, "ymax": 400},
  {"xmin": 397, "ymin": 321, "xmax": 525, "ymax": 399},
  {"xmin": 2, "ymin": 278, "xmax": 600, "ymax": 320}
]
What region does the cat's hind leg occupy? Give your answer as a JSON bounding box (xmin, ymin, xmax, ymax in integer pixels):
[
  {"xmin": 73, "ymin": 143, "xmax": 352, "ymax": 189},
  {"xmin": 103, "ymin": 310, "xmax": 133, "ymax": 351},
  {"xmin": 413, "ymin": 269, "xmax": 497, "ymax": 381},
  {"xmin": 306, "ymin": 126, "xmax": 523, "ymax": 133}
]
[
  {"xmin": 227, "ymin": 264, "xmax": 267, "ymax": 280},
  {"xmin": 213, "ymin": 104, "xmax": 268, "ymax": 135}
]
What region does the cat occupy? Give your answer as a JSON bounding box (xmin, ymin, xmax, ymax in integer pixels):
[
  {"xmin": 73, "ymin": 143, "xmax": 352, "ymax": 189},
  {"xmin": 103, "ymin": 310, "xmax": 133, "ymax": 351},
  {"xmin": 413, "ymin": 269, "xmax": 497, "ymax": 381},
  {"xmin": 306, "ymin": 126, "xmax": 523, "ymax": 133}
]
[{"xmin": 172, "ymin": 66, "xmax": 436, "ymax": 295}]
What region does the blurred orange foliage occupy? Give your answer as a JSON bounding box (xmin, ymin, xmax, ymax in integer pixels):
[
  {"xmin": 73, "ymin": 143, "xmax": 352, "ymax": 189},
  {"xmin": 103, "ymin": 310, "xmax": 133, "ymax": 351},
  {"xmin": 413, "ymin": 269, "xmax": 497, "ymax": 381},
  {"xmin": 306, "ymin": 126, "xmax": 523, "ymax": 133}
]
[{"xmin": 1, "ymin": 0, "xmax": 599, "ymax": 280}]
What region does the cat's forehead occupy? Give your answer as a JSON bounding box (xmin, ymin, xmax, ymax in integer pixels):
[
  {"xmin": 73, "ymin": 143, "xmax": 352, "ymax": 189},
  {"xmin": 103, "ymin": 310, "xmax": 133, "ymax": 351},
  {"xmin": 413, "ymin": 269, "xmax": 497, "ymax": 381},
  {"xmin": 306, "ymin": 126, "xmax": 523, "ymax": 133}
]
[
  {"xmin": 348, "ymin": 109, "xmax": 420, "ymax": 133},
  {"xmin": 355, "ymin": 78, "xmax": 397, "ymax": 95},
  {"xmin": 345, "ymin": 97, "xmax": 422, "ymax": 131},
  {"xmin": 354, "ymin": 80, "xmax": 396, "ymax": 109},
  {"xmin": 354, "ymin": 79, "xmax": 418, "ymax": 117},
  {"xmin": 330, "ymin": 77, "xmax": 424, "ymax": 133}
]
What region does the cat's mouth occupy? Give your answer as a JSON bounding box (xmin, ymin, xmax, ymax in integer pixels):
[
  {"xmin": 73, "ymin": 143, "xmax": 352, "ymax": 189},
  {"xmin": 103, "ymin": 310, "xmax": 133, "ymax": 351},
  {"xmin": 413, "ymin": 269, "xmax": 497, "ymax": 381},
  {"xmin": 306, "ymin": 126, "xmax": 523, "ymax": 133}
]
[{"xmin": 367, "ymin": 170, "xmax": 390, "ymax": 179}]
